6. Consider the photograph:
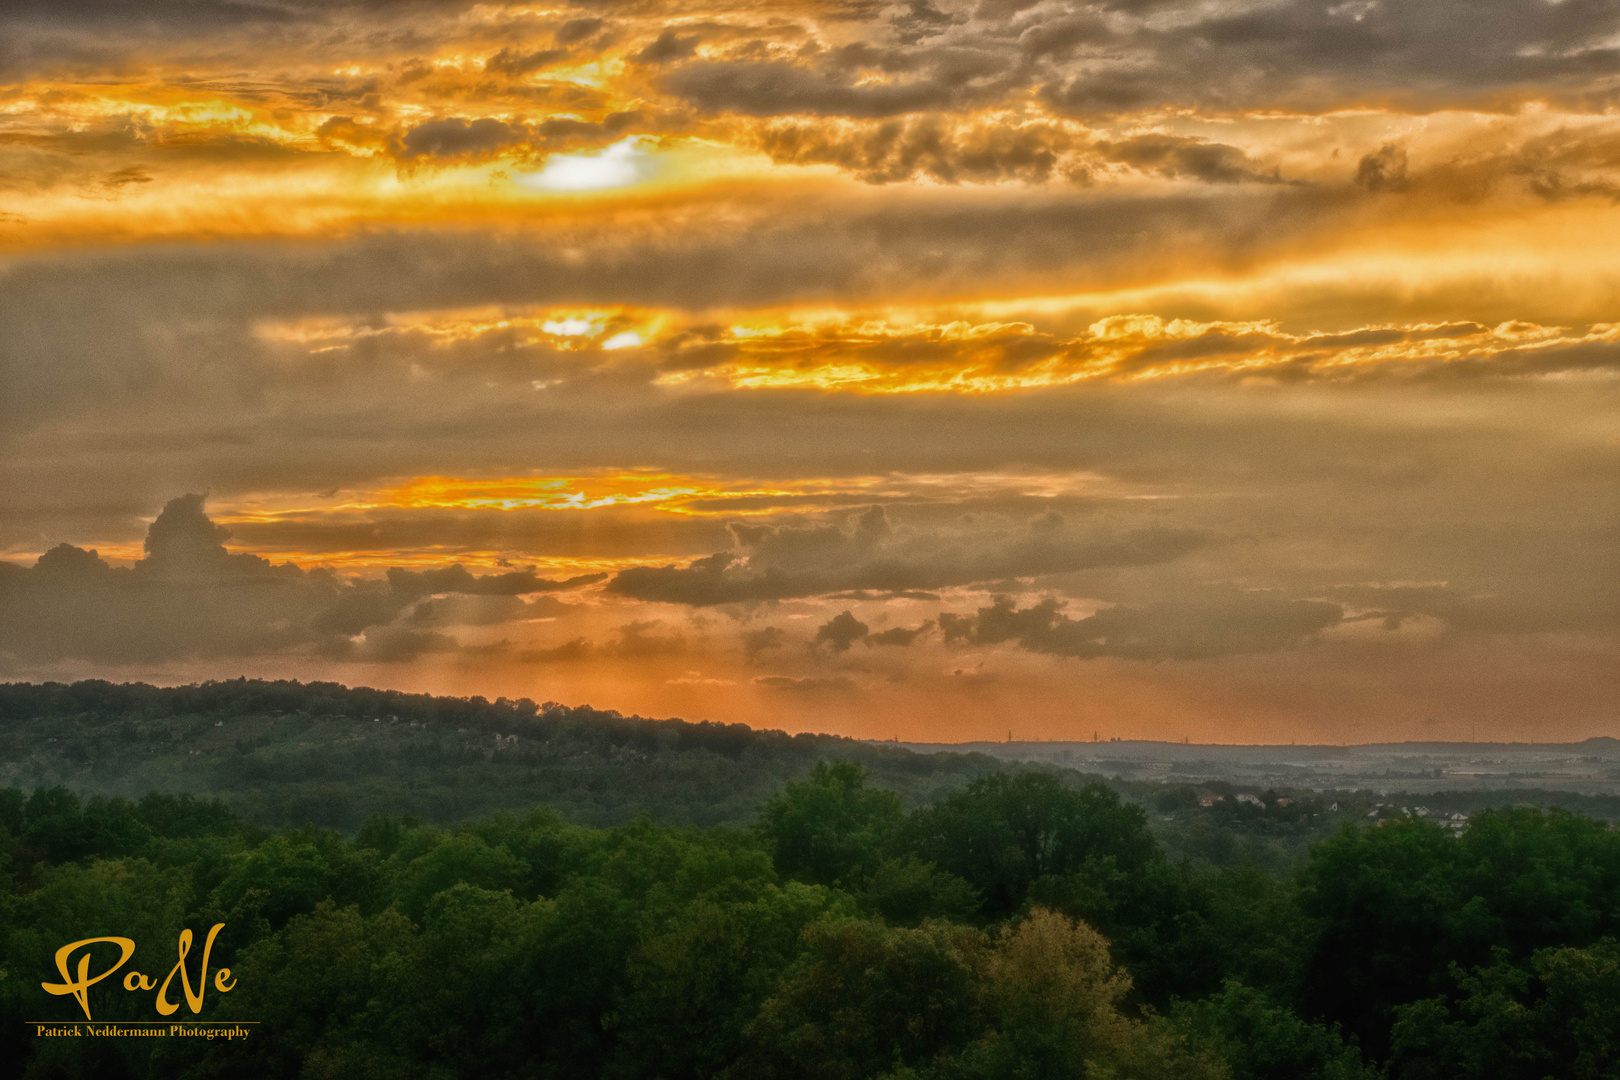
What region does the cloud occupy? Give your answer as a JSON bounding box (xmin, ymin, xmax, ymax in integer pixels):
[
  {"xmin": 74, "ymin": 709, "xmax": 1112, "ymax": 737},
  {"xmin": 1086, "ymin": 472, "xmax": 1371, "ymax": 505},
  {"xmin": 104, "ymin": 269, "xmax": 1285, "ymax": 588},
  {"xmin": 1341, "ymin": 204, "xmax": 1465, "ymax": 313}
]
[
  {"xmin": 555, "ymin": 18, "xmax": 604, "ymax": 45},
  {"xmin": 0, "ymin": 0, "xmax": 1614, "ymax": 740},
  {"xmin": 386, "ymin": 565, "xmax": 606, "ymax": 597},
  {"xmin": 0, "ymin": 188, "xmax": 1357, "ymax": 432},
  {"xmin": 484, "ymin": 47, "xmax": 570, "ymax": 77},
  {"xmin": 405, "ymin": 593, "xmax": 573, "ymax": 628},
  {"xmin": 661, "ymin": 60, "xmax": 971, "ymax": 118},
  {"xmin": 741, "ymin": 625, "xmax": 786, "ymax": 663},
  {"xmin": 1097, "ymin": 135, "xmax": 1283, "ymax": 185},
  {"xmin": 381, "ymin": 113, "xmax": 646, "ymax": 167},
  {"xmin": 813, "ymin": 610, "xmax": 869, "ymax": 652},
  {"xmin": 1035, "ymin": 0, "xmax": 1620, "ymax": 117},
  {"xmin": 1329, "ymin": 582, "xmax": 1618, "ymax": 636},
  {"xmin": 0, "ymin": 495, "xmax": 337, "ymax": 665},
  {"xmin": 643, "ymin": 0, "xmax": 1620, "ymax": 128},
  {"xmin": 517, "ymin": 637, "xmax": 592, "ymax": 664},
  {"xmin": 609, "ymin": 619, "xmax": 687, "ymax": 658},
  {"xmin": 939, "ymin": 593, "xmax": 1344, "ymax": 660},
  {"xmin": 0, "ymin": 495, "xmax": 598, "ymax": 666},
  {"xmin": 866, "ymin": 620, "xmax": 934, "ymax": 647},
  {"xmin": 392, "ymin": 117, "xmax": 528, "ymax": 163},
  {"xmin": 605, "ymin": 507, "xmax": 1207, "ymax": 606},
  {"xmin": 633, "ymin": 28, "xmax": 700, "ymax": 64},
  {"xmin": 317, "ymin": 626, "xmax": 466, "ymax": 664},
  {"xmin": 756, "ymin": 116, "xmax": 1081, "ymax": 184},
  {"xmin": 806, "ymin": 610, "xmax": 934, "ymax": 652},
  {"xmin": 513, "ymin": 619, "xmax": 686, "ymax": 666},
  {"xmin": 1355, "ymin": 144, "xmax": 1409, "ymax": 192}
]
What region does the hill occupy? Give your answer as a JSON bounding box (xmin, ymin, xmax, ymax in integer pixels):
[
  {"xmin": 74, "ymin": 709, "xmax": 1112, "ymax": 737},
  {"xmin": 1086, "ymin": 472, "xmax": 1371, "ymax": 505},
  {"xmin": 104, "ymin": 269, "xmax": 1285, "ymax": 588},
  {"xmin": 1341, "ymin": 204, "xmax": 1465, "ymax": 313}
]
[{"xmin": 0, "ymin": 679, "xmax": 1026, "ymax": 830}]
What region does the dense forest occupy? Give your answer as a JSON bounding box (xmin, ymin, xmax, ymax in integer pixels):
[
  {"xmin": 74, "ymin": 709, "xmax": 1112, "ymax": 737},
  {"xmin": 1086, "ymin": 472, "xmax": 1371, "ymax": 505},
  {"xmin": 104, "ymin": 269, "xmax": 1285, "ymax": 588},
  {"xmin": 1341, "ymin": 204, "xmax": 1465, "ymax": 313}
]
[
  {"xmin": 5, "ymin": 767, "xmax": 1619, "ymax": 1078},
  {"xmin": 4, "ymin": 681, "xmax": 1619, "ymax": 1078},
  {"xmin": 0, "ymin": 679, "xmax": 1041, "ymax": 829}
]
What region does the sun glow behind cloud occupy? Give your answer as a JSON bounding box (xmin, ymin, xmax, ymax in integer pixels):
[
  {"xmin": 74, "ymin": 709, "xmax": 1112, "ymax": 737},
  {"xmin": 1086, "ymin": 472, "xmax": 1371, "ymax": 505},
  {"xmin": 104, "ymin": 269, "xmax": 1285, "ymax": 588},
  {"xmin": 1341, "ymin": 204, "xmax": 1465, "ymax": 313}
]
[
  {"xmin": 516, "ymin": 138, "xmax": 651, "ymax": 191},
  {"xmin": 255, "ymin": 300, "xmax": 1620, "ymax": 394}
]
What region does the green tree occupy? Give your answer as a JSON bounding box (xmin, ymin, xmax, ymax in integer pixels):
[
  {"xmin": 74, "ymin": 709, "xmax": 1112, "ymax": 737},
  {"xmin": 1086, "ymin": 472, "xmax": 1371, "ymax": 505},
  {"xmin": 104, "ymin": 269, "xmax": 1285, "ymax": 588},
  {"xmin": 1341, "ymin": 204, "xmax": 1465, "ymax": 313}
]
[
  {"xmin": 905, "ymin": 774, "xmax": 1158, "ymax": 919},
  {"xmin": 761, "ymin": 761, "xmax": 904, "ymax": 888},
  {"xmin": 1388, "ymin": 938, "xmax": 1620, "ymax": 1080},
  {"xmin": 1297, "ymin": 809, "xmax": 1620, "ymax": 1059},
  {"xmin": 1170, "ymin": 982, "xmax": 1377, "ymax": 1080},
  {"xmin": 860, "ymin": 855, "xmax": 981, "ymax": 927},
  {"xmin": 943, "ymin": 909, "xmax": 1227, "ymax": 1080},
  {"xmin": 729, "ymin": 917, "xmax": 990, "ymax": 1080}
]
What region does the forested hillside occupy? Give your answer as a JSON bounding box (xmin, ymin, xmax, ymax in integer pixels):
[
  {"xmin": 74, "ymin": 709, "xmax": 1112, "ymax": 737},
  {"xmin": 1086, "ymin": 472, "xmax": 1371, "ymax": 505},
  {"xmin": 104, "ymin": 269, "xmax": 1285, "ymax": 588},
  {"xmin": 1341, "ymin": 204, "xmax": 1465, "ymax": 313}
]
[
  {"xmin": 6, "ymin": 767, "xmax": 1618, "ymax": 1080},
  {"xmin": 7, "ymin": 681, "xmax": 1612, "ymax": 852},
  {"xmin": 0, "ymin": 680, "xmax": 1029, "ymax": 829}
]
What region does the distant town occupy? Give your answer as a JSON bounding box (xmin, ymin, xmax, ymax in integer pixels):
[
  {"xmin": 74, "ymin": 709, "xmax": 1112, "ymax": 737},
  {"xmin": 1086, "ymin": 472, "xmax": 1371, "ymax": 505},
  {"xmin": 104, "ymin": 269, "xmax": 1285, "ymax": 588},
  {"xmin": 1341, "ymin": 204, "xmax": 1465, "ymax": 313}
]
[{"xmin": 897, "ymin": 737, "xmax": 1620, "ymax": 797}]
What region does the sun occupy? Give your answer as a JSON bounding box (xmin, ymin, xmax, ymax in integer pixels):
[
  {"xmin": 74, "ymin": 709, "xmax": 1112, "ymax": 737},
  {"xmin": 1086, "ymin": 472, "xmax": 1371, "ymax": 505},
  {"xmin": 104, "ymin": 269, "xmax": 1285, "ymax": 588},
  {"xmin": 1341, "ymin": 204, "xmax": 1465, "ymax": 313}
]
[{"xmin": 517, "ymin": 138, "xmax": 650, "ymax": 192}]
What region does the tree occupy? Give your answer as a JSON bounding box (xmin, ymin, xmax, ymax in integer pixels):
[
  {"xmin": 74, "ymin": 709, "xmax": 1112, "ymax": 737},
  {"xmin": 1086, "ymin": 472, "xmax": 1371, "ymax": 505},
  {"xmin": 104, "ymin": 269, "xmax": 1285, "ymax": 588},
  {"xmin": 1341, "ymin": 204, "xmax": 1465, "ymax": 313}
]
[
  {"xmin": 905, "ymin": 774, "xmax": 1159, "ymax": 920},
  {"xmin": 761, "ymin": 761, "xmax": 904, "ymax": 888},
  {"xmin": 1297, "ymin": 809, "xmax": 1620, "ymax": 1060},
  {"xmin": 1170, "ymin": 982, "xmax": 1377, "ymax": 1080},
  {"xmin": 1388, "ymin": 938, "xmax": 1620, "ymax": 1080},
  {"xmin": 729, "ymin": 917, "xmax": 990, "ymax": 1080}
]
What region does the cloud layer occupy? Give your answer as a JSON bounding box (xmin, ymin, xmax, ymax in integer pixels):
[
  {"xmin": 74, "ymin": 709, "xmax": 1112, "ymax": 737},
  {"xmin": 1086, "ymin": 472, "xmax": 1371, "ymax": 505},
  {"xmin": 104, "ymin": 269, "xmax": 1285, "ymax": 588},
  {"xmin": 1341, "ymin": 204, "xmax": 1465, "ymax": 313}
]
[{"xmin": 0, "ymin": 0, "xmax": 1615, "ymax": 741}]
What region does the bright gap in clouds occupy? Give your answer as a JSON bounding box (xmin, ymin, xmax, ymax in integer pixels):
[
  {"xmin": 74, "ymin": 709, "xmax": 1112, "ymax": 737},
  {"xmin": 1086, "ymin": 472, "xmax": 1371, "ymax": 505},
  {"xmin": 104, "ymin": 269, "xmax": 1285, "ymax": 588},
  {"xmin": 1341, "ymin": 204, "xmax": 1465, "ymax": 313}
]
[{"xmin": 518, "ymin": 138, "xmax": 647, "ymax": 192}]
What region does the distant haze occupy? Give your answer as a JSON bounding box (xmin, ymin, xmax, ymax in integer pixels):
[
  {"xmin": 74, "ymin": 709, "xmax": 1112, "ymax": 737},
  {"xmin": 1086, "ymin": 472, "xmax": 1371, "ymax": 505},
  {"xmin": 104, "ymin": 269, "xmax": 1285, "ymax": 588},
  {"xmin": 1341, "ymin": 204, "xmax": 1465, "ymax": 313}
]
[{"xmin": 898, "ymin": 738, "xmax": 1620, "ymax": 797}]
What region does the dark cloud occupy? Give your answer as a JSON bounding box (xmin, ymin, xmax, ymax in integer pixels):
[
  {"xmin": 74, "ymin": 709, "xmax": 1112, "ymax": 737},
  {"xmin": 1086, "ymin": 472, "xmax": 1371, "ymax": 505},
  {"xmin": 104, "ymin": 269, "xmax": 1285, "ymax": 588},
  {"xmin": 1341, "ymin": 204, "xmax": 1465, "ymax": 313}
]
[
  {"xmin": 605, "ymin": 506, "xmax": 1206, "ymax": 606},
  {"xmin": 1098, "ymin": 135, "xmax": 1283, "ymax": 185},
  {"xmin": 866, "ymin": 619, "xmax": 934, "ymax": 646},
  {"xmin": 1355, "ymin": 144, "xmax": 1409, "ymax": 192},
  {"xmin": 642, "ymin": 0, "xmax": 1620, "ymax": 124},
  {"xmin": 382, "ymin": 112, "xmax": 642, "ymax": 165},
  {"xmin": 813, "ymin": 610, "xmax": 869, "ymax": 652},
  {"xmin": 1036, "ymin": 0, "xmax": 1620, "ymax": 117},
  {"xmin": 1, "ymin": 0, "xmax": 315, "ymax": 28},
  {"xmin": 757, "ymin": 116, "xmax": 1078, "ymax": 184},
  {"xmin": 99, "ymin": 166, "xmax": 154, "ymax": 189},
  {"xmin": 391, "ymin": 117, "xmax": 527, "ymax": 162},
  {"xmin": 0, "ymin": 495, "xmax": 598, "ymax": 667},
  {"xmin": 312, "ymin": 581, "xmax": 403, "ymax": 637},
  {"xmin": 484, "ymin": 47, "xmax": 569, "ymax": 77},
  {"xmin": 633, "ymin": 28, "xmax": 700, "ymax": 64},
  {"xmin": 939, "ymin": 593, "xmax": 1344, "ymax": 660},
  {"xmin": 892, "ymin": 0, "xmax": 963, "ymax": 45},
  {"xmin": 1, "ymin": 494, "xmax": 335, "ymax": 665},
  {"xmin": 317, "ymin": 626, "xmax": 466, "ymax": 664},
  {"xmin": 6, "ymin": 0, "xmax": 1617, "ymax": 131},
  {"xmin": 1527, "ymin": 172, "xmax": 1620, "ymax": 204},
  {"xmin": 405, "ymin": 593, "xmax": 573, "ymax": 627},
  {"xmin": 555, "ymin": 18, "xmax": 604, "ymax": 45}
]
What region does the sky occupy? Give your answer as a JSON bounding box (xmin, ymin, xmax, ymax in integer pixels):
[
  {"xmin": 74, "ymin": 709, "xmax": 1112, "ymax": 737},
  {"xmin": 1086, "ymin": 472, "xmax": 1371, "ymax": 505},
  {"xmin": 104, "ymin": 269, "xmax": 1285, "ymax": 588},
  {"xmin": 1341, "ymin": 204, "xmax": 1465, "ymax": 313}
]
[{"xmin": 1, "ymin": 0, "xmax": 1617, "ymax": 745}]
